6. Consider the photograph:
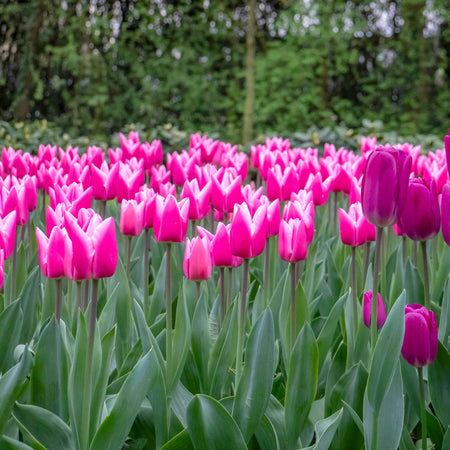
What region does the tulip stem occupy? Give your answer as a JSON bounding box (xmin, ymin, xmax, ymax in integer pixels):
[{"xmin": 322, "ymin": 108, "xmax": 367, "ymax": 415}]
[
  {"xmin": 165, "ymin": 243, "xmax": 172, "ymax": 376},
  {"xmin": 83, "ymin": 280, "xmax": 89, "ymax": 311},
  {"xmin": 334, "ymin": 192, "xmax": 338, "ymax": 230},
  {"xmin": 402, "ymin": 236, "xmax": 407, "ymax": 265},
  {"xmin": 264, "ymin": 237, "xmax": 270, "ymax": 308},
  {"xmin": 371, "ymin": 227, "xmax": 383, "ymax": 351},
  {"xmin": 418, "ymin": 367, "xmax": 427, "ymax": 450},
  {"xmin": 290, "ymin": 262, "xmax": 297, "ymax": 350},
  {"xmin": 125, "ymin": 236, "xmax": 132, "ymax": 278},
  {"xmin": 413, "ymin": 241, "xmax": 418, "ymax": 266},
  {"xmin": 227, "ymin": 267, "xmax": 233, "ymax": 310},
  {"xmin": 99, "ymin": 200, "xmax": 106, "ymax": 218},
  {"xmin": 55, "ymin": 278, "xmax": 63, "ymax": 324},
  {"xmin": 210, "ymin": 205, "xmax": 214, "ymax": 233},
  {"xmin": 236, "ymin": 258, "xmax": 249, "ymax": 387},
  {"xmin": 363, "ymin": 242, "xmax": 370, "ymax": 287},
  {"xmin": 220, "ymin": 267, "xmax": 226, "ymax": 322},
  {"xmin": 421, "ymin": 241, "xmax": 430, "ymax": 310},
  {"xmin": 351, "ymin": 246, "xmax": 358, "ymax": 335},
  {"xmin": 143, "ymin": 229, "xmax": 150, "ymax": 320},
  {"xmin": 76, "ymin": 281, "xmax": 83, "ymax": 310},
  {"xmin": 192, "ymin": 220, "xmax": 197, "ymax": 238}
]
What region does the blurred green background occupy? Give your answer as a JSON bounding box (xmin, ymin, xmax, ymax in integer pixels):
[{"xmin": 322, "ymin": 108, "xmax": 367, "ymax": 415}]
[{"xmin": 1, "ymin": 0, "xmax": 449, "ymax": 150}]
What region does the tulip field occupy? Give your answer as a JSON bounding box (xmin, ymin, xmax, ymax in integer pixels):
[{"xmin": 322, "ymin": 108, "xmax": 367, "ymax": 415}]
[{"xmin": 0, "ymin": 132, "xmax": 450, "ymax": 450}]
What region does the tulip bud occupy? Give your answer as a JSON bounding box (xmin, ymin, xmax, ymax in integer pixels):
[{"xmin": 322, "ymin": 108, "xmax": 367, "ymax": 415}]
[
  {"xmin": 183, "ymin": 237, "xmax": 212, "ymax": 281},
  {"xmin": 120, "ymin": 199, "xmax": 144, "ymax": 237},
  {"xmin": 398, "ymin": 178, "xmax": 440, "ymax": 241},
  {"xmin": 363, "ymin": 290, "xmax": 386, "ymax": 329},
  {"xmin": 361, "ymin": 146, "xmax": 412, "ymax": 227},
  {"xmin": 401, "ymin": 304, "xmax": 438, "ymax": 367},
  {"xmin": 339, "ymin": 202, "xmax": 375, "ymax": 247},
  {"xmin": 278, "ymin": 218, "xmax": 308, "ymax": 263},
  {"xmin": 153, "ymin": 195, "xmax": 190, "ymax": 243}
]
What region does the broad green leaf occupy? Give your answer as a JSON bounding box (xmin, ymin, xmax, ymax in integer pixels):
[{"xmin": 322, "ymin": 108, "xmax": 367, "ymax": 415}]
[
  {"xmin": 30, "ymin": 318, "xmax": 69, "ymax": 421},
  {"xmin": 366, "ymin": 290, "xmax": 406, "ymax": 412},
  {"xmin": 313, "ymin": 409, "xmax": 344, "ymax": 450},
  {"xmin": 0, "ymin": 436, "xmax": 34, "ymax": 450},
  {"xmin": 186, "ymin": 395, "xmax": 247, "ymax": 450},
  {"xmin": 0, "ymin": 300, "xmax": 23, "ymax": 372},
  {"xmin": 266, "ymin": 396, "xmax": 288, "ymax": 450},
  {"xmin": 403, "ymin": 260, "xmax": 423, "ymax": 306},
  {"xmin": 364, "ymin": 362, "xmax": 404, "ymax": 450},
  {"xmin": 232, "ymin": 309, "xmax": 275, "ymax": 442},
  {"xmin": 12, "ymin": 403, "xmax": 74, "ymax": 450},
  {"xmin": 0, "ymin": 347, "xmax": 32, "ymax": 435},
  {"xmin": 90, "ymin": 349, "xmax": 159, "ymax": 450},
  {"xmin": 400, "ymin": 357, "xmax": 421, "ymax": 430},
  {"xmin": 429, "ymin": 342, "xmax": 450, "ymax": 428},
  {"xmin": 439, "ymin": 280, "xmax": 450, "ymax": 350},
  {"xmin": 285, "ymin": 322, "xmax": 319, "ymax": 449},
  {"xmin": 442, "ymin": 427, "xmax": 450, "ymax": 450},
  {"xmin": 399, "ymin": 425, "xmax": 416, "ymax": 450},
  {"xmin": 160, "ymin": 429, "xmax": 193, "ymax": 450},
  {"xmin": 18, "ymin": 266, "xmax": 41, "ymax": 343},
  {"xmin": 148, "ymin": 251, "xmax": 167, "ymax": 324},
  {"xmin": 191, "ymin": 289, "xmax": 211, "ymax": 392},
  {"xmin": 172, "ymin": 381, "xmax": 194, "ymax": 429},
  {"xmin": 342, "ymin": 400, "xmax": 364, "ymax": 436},
  {"xmin": 255, "ymin": 414, "xmax": 279, "ymax": 450}
]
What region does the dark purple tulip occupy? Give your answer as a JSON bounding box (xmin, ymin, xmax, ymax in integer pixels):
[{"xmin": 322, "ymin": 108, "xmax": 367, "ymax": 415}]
[
  {"xmin": 441, "ymin": 184, "xmax": 450, "ymax": 245},
  {"xmin": 444, "ymin": 129, "xmax": 450, "ymax": 178},
  {"xmin": 398, "ymin": 178, "xmax": 440, "ymax": 241},
  {"xmin": 401, "ymin": 304, "xmax": 438, "ymax": 367},
  {"xmin": 361, "ymin": 146, "xmax": 412, "ymax": 227},
  {"xmin": 363, "ymin": 290, "xmax": 386, "ymax": 329}
]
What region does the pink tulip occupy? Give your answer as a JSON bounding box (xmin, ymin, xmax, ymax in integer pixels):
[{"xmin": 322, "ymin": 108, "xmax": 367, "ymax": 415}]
[
  {"xmin": 183, "ymin": 236, "xmax": 212, "ymax": 281},
  {"xmin": 0, "ymin": 211, "xmax": 16, "ymax": 259},
  {"xmin": 150, "ymin": 165, "xmax": 172, "ymax": 193},
  {"xmin": 180, "ymin": 179, "xmax": 211, "ymax": 221},
  {"xmin": 402, "ymin": 304, "xmax": 438, "ymax": 367},
  {"xmin": 282, "ymin": 200, "xmax": 315, "ymax": 244},
  {"xmin": 278, "ymin": 219, "xmax": 308, "ymax": 263},
  {"xmin": 136, "ymin": 186, "xmax": 157, "ymax": 229},
  {"xmin": 339, "ymin": 202, "xmax": 375, "ymax": 247},
  {"xmin": 363, "ymin": 291, "xmax": 386, "ymax": 329},
  {"xmin": 91, "ymin": 161, "xmax": 120, "ymax": 201},
  {"xmin": 445, "ymin": 130, "xmax": 450, "ymax": 178},
  {"xmin": 266, "ymin": 198, "xmax": 281, "ymax": 237},
  {"xmin": 0, "ymin": 250, "xmax": 4, "ymax": 290},
  {"xmin": 304, "ymin": 173, "xmax": 331, "ymax": 206},
  {"xmin": 211, "ymin": 168, "xmax": 242, "ymax": 213},
  {"xmin": 2, "ymin": 185, "xmax": 29, "ymax": 225},
  {"xmin": 153, "ymin": 194, "xmax": 190, "ymax": 243},
  {"xmin": 230, "ymin": 202, "xmax": 267, "ymax": 259},
  {"xmin": 120, "ymin": 199, "xmax": 144, "ymax": 236}
]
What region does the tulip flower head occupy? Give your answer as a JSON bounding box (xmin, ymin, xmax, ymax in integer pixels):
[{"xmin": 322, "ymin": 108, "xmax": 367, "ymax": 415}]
[
  {"xmin": 278, "ymin": 218, "xmax": 308, "ymax": 263},
  {"xmin": 153, "ymin": 194, "xmax": 190, "ymax": 243},
  {"xmin": 183, "ymin": 236, "xmax": 212, "ymax": 281},
  {"xmin": 363, "ymin": 291, "xmax": 387, "ymax": 329},
  {"xmin": 339, "ymin": 202, "xmax": 376, "ymax": 247},
  {"xmin": 401, "ymin": 304, "xmax": 438, "ymax": 367},
  {"xmin": 361, "ymin": 146, "xmax": 412, "ymax": 227}
]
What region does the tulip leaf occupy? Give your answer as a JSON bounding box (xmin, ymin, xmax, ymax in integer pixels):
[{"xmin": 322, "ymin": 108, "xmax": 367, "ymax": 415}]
[
  {"xmin": 0, "ymin": 435, "xmax": 34, "ymax": 449},
  {"xmin": 429, "ymin": 341, "xmax": 450, "ymax": 428},
  {"xmin": 186, "ymin": 395, "xmax": 247, "ymax": 450},
  {"xmin": 255, "ymin": 414, "xmax": 279, "ymax": 450},
  {"xmin": 439, "ymin": 279, "xmax": 450, "ymax": 351},
  {"xmin": 90, "ymin": 349, "xmax": 159, "ymax": 450},
  {"xmin": 168, "ymin": 281, "xmax": 191, "ymax": 392},
  {"xmin": 312, "ymin": 408, "xmax": 344, "ymax": 450},
  {"xmin": 0, "ymin": 346, "xmax": 32, "ymax": 435},
  {"xmin": 400, "ymin": 424, "xmax": 416, "ymax": 450},
  {"xmin": 0, "ymin": 299, "xmax": 23, "ymax": 373},
  {"xmin": 30, "ymin": 317, "xmax": 69, "ymax": 421},
  {"xmin": 265, "ymin": 395, "xmax": 288, "ymax": 450},
  {"xmin": 232, "ymin": 309, "xmax": 275, "ymax": 442},
  {"xmin": 148, "ymin": 250, "xmax": 166, "ymax": 324},
  {"xmin": 191, "ymin": 289, "xmax": 211, "ymax": 392},
  {"xmin": 366, "ymin": 290, "xmax": 406, "ymax": 411},
  {"xmin": 18, "ymin": 266, "xmax": 41, "ymax": 343},
  {"xmin": 284, "ymin": 322, "xmax": 319, "ymax": 449},
  {"xmin": 403, "ymin": 260, "xmax": 423, "ymax": 307},
  {"xmin": 443, "ymin": 427, "xmax": 450, "ymax": 450},
  {"xmin": 12, "ymin": 403, "xmax": 74, "ymax": 450},
  {"xmin": 160, "ymin": 429, "xmax": 193, "ymax": 450},
  {"xmin": 364, "ymin": 362, "xmax": 404, "ymax": 450}
]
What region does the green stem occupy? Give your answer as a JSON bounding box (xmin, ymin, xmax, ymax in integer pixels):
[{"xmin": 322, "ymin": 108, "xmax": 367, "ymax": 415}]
[
  {"xmin": 210, "ymin": 205, "xmax": 214, "ymax": 233},
  {"xmin": 220, "ymin": 267, "xmax": 226, "ymax": 322},
  {"xmin": 55, "ymin": 278, "xmax": 63, "ymax": 324},
  {"xmin": 125, "ymin": 236, "xmax": 132, "ymax": 278},
  {"xmin": 418, "ymin": 367, "xmax": 427, "ymax": 450},
  {"xmin": 363, "ymin": 242, "xmax": 370, "ymax": 287},
  {"xmin": 421, "ymin": 241, "xmax": 430, "ymax": 310},
  {"xmin": 334, "ymin": 192, "xmax": 338, "ymax": 230},
  {"xmin": 290, "ymin": 262, "xmax": 297, "ymax": 350},
  {"xmin": 80, "ymin": 278, "xmax": 98, "ymax": 450},
  {"xmin": 99, "ymin": 200, "xmax": 106, "ymax": 218},
  {"xmin": 413, "ymin": 240, "xmax": 418, "ymax": 266},
  {"xmin": 143, "ymin": 229, "xmax": 150, "ymax": 320},
  {"xmin": 41, "ymin": 190, "xmax": 46, "ymax": 226},
  {"xmin": 371, "ymin": 227, "xmax": 383, "ymax": 351},
  {"xmin": 351, "ymin": 246, "xmax": 358, "ymax": 335},
  {"xmin": 83, "ymin": 280, "xmax": 89, "ymax": 311},
  {"xmin": 227, "ymin": 267, "xmax": 232, "ymax": 310},
  {"xmin": 192, "ymin": 220, "xmax": 197, "ymax": 238},
  {"xmin": 9, "ymin": 231, "xmax": 18, "ymax": 305},
  {"xmin": 236, "ymin": 259, "xmax": 249, "ymax": 387},
  {"xmin": 402, "ymin": 236, "xmax": 407, "ymax": 266},
  {"xmin": 165, "ymin": 243, "xmax": 172, "ymax": 374},
  {"xmin": 264, "ymin": 237, "xmax": 270, "ymax": 308},
  {"xmin": 76, "ymin": 281, "xmax": 83, "ymax": 310}
]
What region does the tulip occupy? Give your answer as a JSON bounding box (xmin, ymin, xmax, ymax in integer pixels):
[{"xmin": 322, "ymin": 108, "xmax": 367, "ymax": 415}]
[
  {"xmin": 398, "ymin": 178, "xmax": 440, "ymax": 242},
  {"xmin": 90, "ymin": 161, "xmax": 120, "ymax": 202},
  {"xmin": 361, "ymin": 146, "xmax": 412, "ymax": 227},
  {"xmin": 153, "ymin": 195, "xmax": 190, "ymax": 243},
  {"xmin": 230, "ymin": 202, "xmax": 267, "ymax": 259},
  {"xmin": 0, "ymin": 211, "xmax": 17, "ymax": 259},
  {"xmin": 445, "ymin": 129, "xmax": 450, "ymax": 178},
  {"xmin": 211, "ymin": 168, "xmax": 242, "ymax": 213},
  {"xmin": 183, "ymin": 236, "xmax": 212, "ymax": 281},
  {"xmin": 338, "ymin": 202, "xmax": 375, "ymax": 247},
  {"xmin": 180, "ymin": 179, "xmax": 211, "ymax": 222},
  {"xmin": 278, "ymin": 219, "xmax": 308, "ymax": 263},
  {"xmin": 441, "ymin": 184, "xmax": 450, "ymax": 245},
  {"xmin": 363, "ymin": 291, "xmax": 387, "ymax": 329},
  {"xmin": 402, "ymin": 304, "xmax": 437, "ymax": 367},
  {"xmin": 0, "ymin": 249, "xmax": 4, "ymax": 291},
  {"xmin": 120, "ymin": 199, "xmax": 144, "ymax": 237}
]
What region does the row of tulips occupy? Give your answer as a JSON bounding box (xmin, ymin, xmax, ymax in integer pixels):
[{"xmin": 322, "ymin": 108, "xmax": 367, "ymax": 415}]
[{"xmin": 0, "ymin": 130, "xmax": 448, "ymax": 450}]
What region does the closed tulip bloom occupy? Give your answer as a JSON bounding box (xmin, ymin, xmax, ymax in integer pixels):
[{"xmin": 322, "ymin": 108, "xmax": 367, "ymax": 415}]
[
  {"xmin": 211, "ymin": 168, "xmax": 242, "ymax": 213},
  {"xmin": 339, "ymin": 202, "xmax": 375, "ymax": 247},
  {"xmin": 92, "ymin": 217, "xmax": 118, "ymax": 279},
  {"xmin": 398, "ymin": 178, "xmax": 440, "ymax": 241},
  {"xmin": 36, "ymin": 226, "xmax": 72, "ymax": 279},
  {"xmin": 91, "ymin": 161, "xmax": 120, "ymax": 201},
  {"xmin": 0, "ymin": 249, "xmax": 4, "ymax": 290},
  {"xmin": 154, "ymin": 194, "xmax": 190, "ymax": 243},
  {"xmin": 267, "ymin": 198, "xmax": 281, "ymax": 237},
  {"xmin": 230, "ymin": 202, "xmax": 267, "ymax": 259},
  {"xmin": 183, "ymin": 236, "xmax": 212, "ymax": 281},
  {"xmin": 361, "ymin": 146, "xmax": 412, "ymax": 227},
  {"xmin": 445, "ymin": 130, "xmax": 450, "ymax": 178},
  {"xmin": 180, "ymin": 179, "xmax": 211, "ymax": 221},
  {"xmin": 363, "ymin": 291, "xmax": 386, "ymax": 329},
  {"xmin": 278, "ymin": 219, "xmax": 308, "ymax": 263},
  {"xmin": 441, "ymin": 184, "xmax": 450, "ymax": 245},
  {"xmin": 0, "ymin": 211, "xmax": 17, "ymax": 259},
  {"xmin": 120, "ymin": 199, "xmax": 144, "ymax": 236},
  {"xmin": 135, "ymin": 186, "xmax": 157, "ymax": 229},
  {"xmin": 402, "ymin": 304, "xmax": 438, "ymax": 367}
]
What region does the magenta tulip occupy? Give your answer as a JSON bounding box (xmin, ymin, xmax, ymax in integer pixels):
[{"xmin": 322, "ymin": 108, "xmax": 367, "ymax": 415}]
[
  {"xmin": 339, "ymin": 202, "xmax": 376, "ymax": 247},
  {"xmin": 180, "ymin": 179, "xmax": 211, "ymax": 221},
  {"xmin": 363, "ymin": 291, "xmax": 386, "ymax": 329},
  {"xmin": 120, "ymin": 199, "xmax": 144, "ymax": 236},
  {"xmin": 153, "ymin": 194, "xmax": 190, "ymax": 243},
  {"xmin": 445, "ymin": 130, "xmax": 450, "ymax": 178},
  {"xmin": 361, "ymin": 146, "xmax": 412, "ymax": 227},
  {"xmin": 398, "ymin": 178, "xmax": 440, "ymax": 241},
  {"xmin": 402, "ymin": 304, "xmax": 438, "ymax": 367},
  {"xmin": 278, "ymin": 218, "xmax": 308, "ymax": 263},
  {"xmin": 0, "ymin": 211, "xmax": 17, "ymax": 259},
  {"xmin": 183, "ymin": 236, "xmax": 212, "ymax": 281}
]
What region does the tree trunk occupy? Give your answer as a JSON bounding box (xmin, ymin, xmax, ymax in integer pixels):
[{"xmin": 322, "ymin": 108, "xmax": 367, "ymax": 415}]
[{"xmin": 243, "ymin": 0, "xmax": 256, "ymax": 146}]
